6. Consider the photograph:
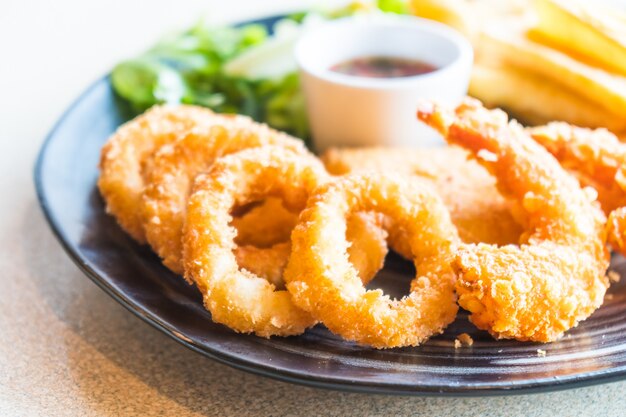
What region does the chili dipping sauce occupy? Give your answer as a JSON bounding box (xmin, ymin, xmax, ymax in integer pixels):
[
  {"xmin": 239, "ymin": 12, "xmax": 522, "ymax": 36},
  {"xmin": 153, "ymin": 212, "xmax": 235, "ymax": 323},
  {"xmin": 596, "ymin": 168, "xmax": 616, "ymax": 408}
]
[{"xmin": 330, "ymin": 56, "xmax": 437, "ymax": 78}]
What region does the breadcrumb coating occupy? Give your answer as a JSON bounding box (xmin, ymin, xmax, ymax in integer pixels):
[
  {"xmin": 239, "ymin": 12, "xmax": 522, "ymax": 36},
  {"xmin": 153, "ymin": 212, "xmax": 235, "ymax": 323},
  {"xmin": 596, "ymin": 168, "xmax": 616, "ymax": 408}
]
[
  {"xmin": 322, "ymin": 146, "xmax": 524, "ymax": 257},
  {"xmin": 141, "ymin": 114, "xmax": 306, "ymax": 275},
  {"xmin": 285, "ymin": 173, "xmax": 460, "ymax": 348},
  {"xmin": 418, "ymin": 98, "xmax": 609, "ymax": 342},
  {"xmin": 98, "ymin": 105, "xmax": 215, "ymax": 242}
]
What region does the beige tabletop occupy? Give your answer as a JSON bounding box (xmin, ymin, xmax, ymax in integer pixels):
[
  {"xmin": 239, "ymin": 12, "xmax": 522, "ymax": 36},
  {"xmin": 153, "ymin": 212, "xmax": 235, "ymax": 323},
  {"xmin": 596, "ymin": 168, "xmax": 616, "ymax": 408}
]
[{"xmin": 3, "ymin": 0, "xmax": 626, "ymax": 415}]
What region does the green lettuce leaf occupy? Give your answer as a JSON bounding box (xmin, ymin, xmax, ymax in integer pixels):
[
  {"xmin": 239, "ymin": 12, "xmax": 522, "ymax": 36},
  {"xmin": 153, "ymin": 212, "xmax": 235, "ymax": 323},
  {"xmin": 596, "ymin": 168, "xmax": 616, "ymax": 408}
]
[{"xmin": 110, "ymin": 2, "xmax": 410, "ymax": 142}]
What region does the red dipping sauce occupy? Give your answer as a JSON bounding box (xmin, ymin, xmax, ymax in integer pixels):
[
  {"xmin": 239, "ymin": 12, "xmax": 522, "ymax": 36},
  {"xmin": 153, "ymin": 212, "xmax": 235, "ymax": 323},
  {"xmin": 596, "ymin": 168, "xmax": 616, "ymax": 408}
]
[{"xmin": 330, "ymin": 56, "xmax": 437, "ymax": 78}]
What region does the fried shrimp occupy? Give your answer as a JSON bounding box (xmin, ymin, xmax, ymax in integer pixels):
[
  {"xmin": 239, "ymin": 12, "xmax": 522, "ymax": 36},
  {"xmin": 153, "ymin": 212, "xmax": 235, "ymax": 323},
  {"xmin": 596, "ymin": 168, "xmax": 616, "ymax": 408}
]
[
  {"xmin": 284, "ymin": 173, "xmax": 460, "ymax": 349},
  {"xmin": 182, "ymin": 147, "xmax": 388, "ymax": 336},
  {"xmin": 607, "ymin": 208, "xmax": 626, "ymax": 257},
  {"xmin": 141, "ymin": 115, "xmax": 306, "ymax": 276},
  {"xmin": 418, "ymin": 98, "xmax": 609, "ymax": 342},
  {"xmin": 322, "ymin": 146, "xmax": 523, "ymax": 255},
  {"xmin": 528, "ymin": 123, "xmax": 626, "ymax": 256},
  {"xmin": 98, "ymin": 105, "xmax": 215, "ymax": 242},
  {"xmin": 528, "ymin": 123, "xmax": 626, "ymax": 214}
]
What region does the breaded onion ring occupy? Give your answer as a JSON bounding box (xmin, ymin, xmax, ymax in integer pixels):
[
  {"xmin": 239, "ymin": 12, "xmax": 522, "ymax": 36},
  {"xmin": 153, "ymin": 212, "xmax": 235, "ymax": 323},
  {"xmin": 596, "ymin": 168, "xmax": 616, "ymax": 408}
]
[
  {"xmin": 284, "ymin": 173, "xmax": 460, "ymax": 349},
  {"xmin": 528, "ymin": 123, "xmax": 626, "ymax": 257},
  {"xmin": 98, "ymin": 105, "xmax": 216, "ymax": 242},
  {"xmin": 419, "ymin": 98, "xmax": 610, "ymax": 342},
  {"xmin": 182, "ymin": 147, "xmax": 388, "ymax": 336},
  {"xmin": 141, "ymin": 116, "xmax": 306, "ymax": 275}
]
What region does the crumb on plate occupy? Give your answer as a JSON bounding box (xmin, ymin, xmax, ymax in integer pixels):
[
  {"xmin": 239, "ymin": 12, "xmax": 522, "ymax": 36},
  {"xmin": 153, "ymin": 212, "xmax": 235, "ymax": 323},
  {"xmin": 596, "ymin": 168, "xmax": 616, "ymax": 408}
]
[
  {"xmin": 454, "ymin": 333, "xmax": 474, "ymax": 349},
  {"xmin": 608, "ymin": 271, "xmax": 621, "ymax": 283}
]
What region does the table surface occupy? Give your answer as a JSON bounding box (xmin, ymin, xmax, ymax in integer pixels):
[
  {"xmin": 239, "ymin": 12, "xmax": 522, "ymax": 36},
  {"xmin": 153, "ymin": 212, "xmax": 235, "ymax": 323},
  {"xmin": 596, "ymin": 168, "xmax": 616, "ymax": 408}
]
[{"xmin": 3, "ymin": 0, "xmax": 626, "ymax": 415}]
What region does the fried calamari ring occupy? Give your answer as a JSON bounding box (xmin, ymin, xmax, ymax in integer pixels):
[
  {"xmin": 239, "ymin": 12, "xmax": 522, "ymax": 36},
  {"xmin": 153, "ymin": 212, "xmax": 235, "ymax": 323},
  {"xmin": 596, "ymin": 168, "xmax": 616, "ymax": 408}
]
[
  {"xmin": 419, "ymin": 98, "xmax": 610, "ymax": 342},
  {"xmin": 182, "ymin": 147, "xmax": 388, "ymax": 336},
  {"xmin": 98, "ymin": 105, "xmax": 215, "ymax": 242},
  {"xmin": 284, "ymin": 173, "xmax": 460, "ymax": 348},
  {"xmin": 343, "ymin": 212, "xmax": 389, "ymax": 284},
  {"xmin": 233, "ymin": 212, "xmax": 388, "ymax": 290},
  {"xmin": 183, "ymin": 147, "xmax": 324, "ymax": 336},
  {"xmin": 99, "ymin": 105, "xmax": 296, "ymax": 250},
  {"xmin": 232, "ymin": 242, "xmax": 291, "ymax": 289},
  {"xmin": 141, "ymin": 116, "xmax": 306, "ymax": 275},
  {"xmin": 322, "ymin": 146, "xmax": 524, "ymax": 257},
  {"xmin": 231, "ymin": 197, "xmax": 297, "ymax": 248},
  {"xmin": 528, "ymin": 123, "xmax": 626, "ymax": 256}
]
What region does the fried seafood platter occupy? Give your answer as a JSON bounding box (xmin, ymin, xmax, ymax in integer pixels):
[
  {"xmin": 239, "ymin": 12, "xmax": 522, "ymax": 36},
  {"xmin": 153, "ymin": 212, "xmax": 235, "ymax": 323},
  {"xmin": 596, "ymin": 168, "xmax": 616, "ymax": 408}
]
[
  {"xmin": 34, "ymin": 0, "xmax": 626, "ymax": 394},
  {"xmin": 95, "ymin": 96, "xmax": 625, "ymax": 350}
]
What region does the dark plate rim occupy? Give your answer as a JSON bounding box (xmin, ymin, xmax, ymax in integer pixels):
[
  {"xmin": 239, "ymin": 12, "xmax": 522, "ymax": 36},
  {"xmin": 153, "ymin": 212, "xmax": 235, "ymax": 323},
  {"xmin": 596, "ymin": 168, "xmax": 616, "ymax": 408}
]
[{"xmin": 33, "ymin": 14, "xmax": 626, "ymax": 397}]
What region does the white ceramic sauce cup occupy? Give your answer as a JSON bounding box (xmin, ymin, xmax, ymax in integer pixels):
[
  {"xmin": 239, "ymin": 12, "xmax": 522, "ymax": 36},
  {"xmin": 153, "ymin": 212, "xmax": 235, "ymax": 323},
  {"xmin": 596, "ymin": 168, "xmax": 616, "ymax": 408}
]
[{"xmin": 295, "ymin": 14, "xmax": 473, "ymax": 152}]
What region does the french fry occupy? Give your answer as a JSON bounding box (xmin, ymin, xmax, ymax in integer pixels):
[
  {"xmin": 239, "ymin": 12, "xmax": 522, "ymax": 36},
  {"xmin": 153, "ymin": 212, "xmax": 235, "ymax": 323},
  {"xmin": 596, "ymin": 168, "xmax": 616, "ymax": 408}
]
[
  {"xmin": 409, "ymin": 0, "xmax": 528, "ymax": 40},
  {"xmin": 470, "ymin": 64, "xmax": 626, "ymax": 133},
  {"xmin": 533, "ymin": 0, "xmax": 626, "ymax": 76},
  {"xmin": 411, "ymin": 0, "xmax": 626, "ymax": 133},
  {"xmin": 480, "ymin": 24, "xmax": 626, "ymax": 112},
  {"xmin": 409, "ymin": 0, "xmax": 475, "ymax": 37}
]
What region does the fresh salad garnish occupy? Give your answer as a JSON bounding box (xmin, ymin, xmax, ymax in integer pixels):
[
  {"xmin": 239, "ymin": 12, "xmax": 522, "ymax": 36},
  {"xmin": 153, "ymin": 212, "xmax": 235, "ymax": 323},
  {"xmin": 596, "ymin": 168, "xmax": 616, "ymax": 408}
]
[{"xmin": 110, "ymin": 0, "xmax": 409, "ymax": 142}]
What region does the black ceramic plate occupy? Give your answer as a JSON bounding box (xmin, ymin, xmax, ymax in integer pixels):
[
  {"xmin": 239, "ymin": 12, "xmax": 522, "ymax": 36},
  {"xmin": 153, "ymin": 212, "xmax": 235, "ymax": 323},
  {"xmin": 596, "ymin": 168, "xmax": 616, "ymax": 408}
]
[{"xmin": 35, "ymin": 15, "xmax": 626, "ymax": 396}]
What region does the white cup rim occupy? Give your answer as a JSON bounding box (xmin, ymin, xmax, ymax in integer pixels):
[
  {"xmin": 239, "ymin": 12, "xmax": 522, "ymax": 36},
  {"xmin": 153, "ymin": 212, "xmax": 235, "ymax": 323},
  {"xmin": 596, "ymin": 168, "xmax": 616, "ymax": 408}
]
[{"xmin": 295, "ymin": 14, "xmax": 473, "ymax": 91}]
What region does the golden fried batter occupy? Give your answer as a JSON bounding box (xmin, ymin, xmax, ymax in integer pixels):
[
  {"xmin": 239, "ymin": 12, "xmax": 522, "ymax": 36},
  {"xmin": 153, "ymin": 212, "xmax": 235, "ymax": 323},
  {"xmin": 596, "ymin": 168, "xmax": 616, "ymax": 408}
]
[
  {"xmin": 528, "ymin": 123, "xmax": 626, "ymax": 256},
  {"xmin": 234, "ymin": 212, "xmax": 389, "ymax": 291},
  {"xmin": 418, "ymin": 98, "xmax": 609, "ymax": 342},
  {"xmin": 182, "ymin": 147, "xmax": 325, "ymax": 336},
  {"xmin": 285, "ymin": 173, "xmax": 459, "ymax": 348},
  {"xmin": 529, "ymin": 123, "xmax": 626, "ymax": 214},
  {"xmin": 98, "ymin": 105, "xmax": 215, "ymax": 242},
  {"xmin": 607, "ymin": 207, "xmax": 626, "ymax": 257},
  {"xmin": 231, "ymin": 198, "xmax": 297, "ymax": 248},
  {"xmin": 322, "ymin": 146, "xmax": 524, "ymax": 257},
  {"xmin": 182, "ymin": 147, "xmax": 389, "ymax": 337},
  {"xmin": 141, "ymin": 116, "xmax": 306, "ymax": 275}
]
